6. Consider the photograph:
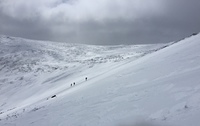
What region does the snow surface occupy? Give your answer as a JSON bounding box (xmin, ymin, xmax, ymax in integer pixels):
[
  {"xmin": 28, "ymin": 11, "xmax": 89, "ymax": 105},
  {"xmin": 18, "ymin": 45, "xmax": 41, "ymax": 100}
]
[{"xmin": 0, "ymin": 34, "xmax": 200, "ymax": 126}]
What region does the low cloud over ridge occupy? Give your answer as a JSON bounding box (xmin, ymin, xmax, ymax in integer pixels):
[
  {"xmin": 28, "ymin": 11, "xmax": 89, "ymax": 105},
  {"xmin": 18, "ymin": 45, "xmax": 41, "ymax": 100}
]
[{"xmin": 0, "ymin": 0, "xmax": 200, "ymax": 45}]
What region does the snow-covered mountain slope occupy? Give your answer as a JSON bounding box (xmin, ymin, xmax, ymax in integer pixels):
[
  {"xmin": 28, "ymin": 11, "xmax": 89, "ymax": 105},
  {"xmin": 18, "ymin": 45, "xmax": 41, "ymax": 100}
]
[
  {"xmin": 0, "ymin": 35, "xmax": 170, "ymax": 116},
  {"xmin": 0, "ymin": 34, "xmax": 200, "ymax": 126}
]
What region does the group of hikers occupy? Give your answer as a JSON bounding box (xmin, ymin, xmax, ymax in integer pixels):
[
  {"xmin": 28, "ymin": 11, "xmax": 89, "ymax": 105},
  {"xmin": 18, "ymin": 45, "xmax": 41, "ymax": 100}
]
[
  {"xmin": 70, "ymin": 77, "xmax": 88, "ymax": 87},
  {"xmin": 49, "ymin": 77, "xmax": 88, "ymax": 99}
]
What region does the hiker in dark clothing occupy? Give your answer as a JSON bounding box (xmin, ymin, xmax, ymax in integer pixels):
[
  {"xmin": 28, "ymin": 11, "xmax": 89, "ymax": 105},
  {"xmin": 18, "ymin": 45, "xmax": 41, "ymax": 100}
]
[
  {"xmin": 73, "ymin": 82, "xmax": 75, "ymax": 85},
  {"xmin": 71, "ymin": 83, "xmax": 72, "ymax": 87},
  {"xmin": 85, "ymin": 77, "xmax": 87, "ymax": 81}
]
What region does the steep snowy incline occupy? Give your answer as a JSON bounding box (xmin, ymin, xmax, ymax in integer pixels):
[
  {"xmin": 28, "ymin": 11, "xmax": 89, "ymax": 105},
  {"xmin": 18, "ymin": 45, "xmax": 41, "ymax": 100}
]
[
  {"xmin": 50, "ymin": 33, "xmax": 200, "ymax": 126},
  {"xmin": 0, "ymin": 35, "xmax": 171, "ymax": 122},
  {"xmin": 1, "ymin": 33, "xmax": 200, "ymax": 126}
]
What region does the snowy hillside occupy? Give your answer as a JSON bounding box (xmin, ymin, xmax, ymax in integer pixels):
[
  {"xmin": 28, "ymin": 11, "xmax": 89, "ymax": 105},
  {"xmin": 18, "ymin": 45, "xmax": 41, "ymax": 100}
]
[
  {"xmin": 0, "ymin": 34, "xmax": 200, "ymax": 126},
  {"xmin": 0, "ymin": 34, "xmax": 170, "ymax": 115}
]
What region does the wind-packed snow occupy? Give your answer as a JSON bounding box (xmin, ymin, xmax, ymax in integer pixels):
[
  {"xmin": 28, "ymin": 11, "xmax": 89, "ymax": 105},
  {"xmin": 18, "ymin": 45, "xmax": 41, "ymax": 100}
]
[{"xmin": 0, "ymin": 34, "xmax": 200, "ymax": 126}]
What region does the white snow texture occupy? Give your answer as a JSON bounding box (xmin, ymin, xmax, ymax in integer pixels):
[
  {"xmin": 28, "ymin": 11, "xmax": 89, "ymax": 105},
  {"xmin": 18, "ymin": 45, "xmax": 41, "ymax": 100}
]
[{"xmin": 0, "ymin": 33, "xmax": 200, "ymax": 126}]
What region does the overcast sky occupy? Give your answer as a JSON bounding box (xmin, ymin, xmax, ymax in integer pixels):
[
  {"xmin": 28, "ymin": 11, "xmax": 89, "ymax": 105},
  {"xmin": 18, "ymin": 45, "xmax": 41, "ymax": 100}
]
[{"xmin": 0, "ymin": 0, "xmax": 200, "ymax": 45}]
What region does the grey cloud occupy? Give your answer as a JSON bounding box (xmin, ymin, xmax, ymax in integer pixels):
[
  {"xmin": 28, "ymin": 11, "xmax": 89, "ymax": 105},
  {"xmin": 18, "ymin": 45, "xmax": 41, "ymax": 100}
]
[
  {"xmin": 0, "ymin": 0, "xmax": 200, "ymax": 45},
  {"xmin": 0, "ymin": 11, "xmax": 52, "ymax": 41},
  {"xmin": 0, "ymin": 0, "xmax": 162, "ymax": 22}
]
